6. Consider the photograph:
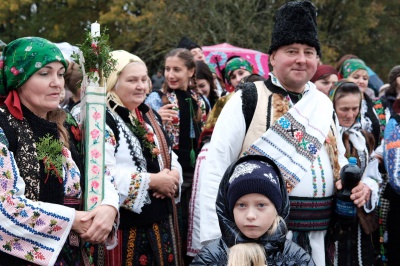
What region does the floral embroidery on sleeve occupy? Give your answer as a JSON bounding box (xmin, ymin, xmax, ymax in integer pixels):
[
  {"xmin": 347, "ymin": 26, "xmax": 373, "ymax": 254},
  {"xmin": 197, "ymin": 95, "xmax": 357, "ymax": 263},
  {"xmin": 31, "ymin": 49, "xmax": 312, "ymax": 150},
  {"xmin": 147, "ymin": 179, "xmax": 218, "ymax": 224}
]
[
  {"xmin": 121, "ymin": 172, "xmax": 150, "ymax": 214},
  {"xmin": 0, "ymin": 127, "xmax": 74, "ymax": 265}
]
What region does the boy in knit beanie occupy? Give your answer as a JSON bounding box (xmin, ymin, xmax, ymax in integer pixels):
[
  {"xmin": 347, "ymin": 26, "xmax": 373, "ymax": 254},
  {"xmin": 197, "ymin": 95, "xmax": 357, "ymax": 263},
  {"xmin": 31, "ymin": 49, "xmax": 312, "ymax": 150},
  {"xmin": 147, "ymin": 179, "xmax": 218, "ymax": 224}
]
[{"xmin": 191, "ymin": 155, "xmax": 314, "ymax": 265}]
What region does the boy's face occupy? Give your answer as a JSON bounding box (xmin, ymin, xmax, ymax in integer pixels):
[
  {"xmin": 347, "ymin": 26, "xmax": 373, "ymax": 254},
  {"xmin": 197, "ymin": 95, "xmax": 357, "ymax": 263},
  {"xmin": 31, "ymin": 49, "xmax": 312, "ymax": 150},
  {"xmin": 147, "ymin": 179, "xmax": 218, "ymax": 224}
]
[
  {"xmin": 233, "ymin": 193, "xmax": 277, "ymax": 239},
  {"xmin": 190, "ymin": 47, "xmax": 205, "ymax": 62}
]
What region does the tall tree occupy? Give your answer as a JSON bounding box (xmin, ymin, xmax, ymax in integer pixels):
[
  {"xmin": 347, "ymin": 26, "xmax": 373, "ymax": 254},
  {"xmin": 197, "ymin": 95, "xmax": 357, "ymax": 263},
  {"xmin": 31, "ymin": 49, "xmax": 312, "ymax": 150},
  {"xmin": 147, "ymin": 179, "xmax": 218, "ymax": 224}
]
[
  {"xmin": 99, "ymin": 0, "xmax": 284, "ymax": 72},
  {"xmin": 1, "ymin": 0, "xmax": 398, "ymax": 78},
  {"xmin": 316, "ymin": 0, "xmax": 386, "ymax": 73},
  {"xmin": 0, "ymin": 0, "xmax": 107, "ymax": 45}
]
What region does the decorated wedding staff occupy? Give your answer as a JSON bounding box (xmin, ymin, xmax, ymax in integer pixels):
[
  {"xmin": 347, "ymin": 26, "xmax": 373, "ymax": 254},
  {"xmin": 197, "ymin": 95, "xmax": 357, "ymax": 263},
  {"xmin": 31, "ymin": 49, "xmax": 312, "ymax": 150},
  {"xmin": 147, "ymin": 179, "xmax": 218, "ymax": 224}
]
[
  {"xmin": 0, "ymin": 37, "xmax": 119, "ymax": 265},
  {"xmin": 73, "ymin": 22, "xmax": 118, "ymax": 213},
  {"xmin": 70, "ymin": 23, "xmax": 121, "ymax": 263}
]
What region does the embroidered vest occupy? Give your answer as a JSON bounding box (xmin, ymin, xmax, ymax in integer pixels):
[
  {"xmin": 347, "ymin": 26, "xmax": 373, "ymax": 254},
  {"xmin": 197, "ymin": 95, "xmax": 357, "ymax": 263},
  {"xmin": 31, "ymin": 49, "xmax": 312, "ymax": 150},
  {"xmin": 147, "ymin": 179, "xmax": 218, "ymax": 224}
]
[
  {"xmin": 239, "ymin": 81, "xmax": 340, "ymax": 184},
  {"xmin": 106, "ymin": 104, "xmax": 170, "ymax": 228},
  {"xmin": 0, "ymin": 107, "xmax": 83, "ymax": 208}
]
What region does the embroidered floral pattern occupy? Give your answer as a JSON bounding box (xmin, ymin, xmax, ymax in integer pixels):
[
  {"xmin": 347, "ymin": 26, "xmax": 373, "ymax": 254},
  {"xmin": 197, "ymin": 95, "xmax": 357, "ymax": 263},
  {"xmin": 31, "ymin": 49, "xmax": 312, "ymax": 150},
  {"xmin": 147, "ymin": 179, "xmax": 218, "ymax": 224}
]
[
  {"xmin": 373, "ymin": 98, "xmax": 386, "ymax": 140},
  {"xmin": 122, "ymin": 173, "xmax": 142, "ymax": 210},
  {"xmin": 85, "ymin": 106, "xmax": 105, "ymax": 211},
  {"xmin": 0, "ymin": 111, "xmax": 81, "ymax": 265},
  {"xmin": 165, "ymin": 90, "xmax": 207, "ymax": 149},
  {"xmin": 3, "ymin": 239, "xmax": 46, "ymax": 263},
  {"xmin": 63, "ymin": 147, "xmax": 81, "ymax": 198},
  {"xmin": 165, "ymin": 92, "xmax": 180, "ymax": 149},
  {"xmin": 25, "ymin": 246, "xmax": 46, "ymax": 262},
  {"xmin": 65, "ymin": 113, "xmax": 82, "ymax": 142},
  {"xmin": 278, "ymin": 117, "xmax": 291, "ymax": 128},
  {"xmin": 273, "ymin": 113, "xmax": 321, "ymax": 162}
]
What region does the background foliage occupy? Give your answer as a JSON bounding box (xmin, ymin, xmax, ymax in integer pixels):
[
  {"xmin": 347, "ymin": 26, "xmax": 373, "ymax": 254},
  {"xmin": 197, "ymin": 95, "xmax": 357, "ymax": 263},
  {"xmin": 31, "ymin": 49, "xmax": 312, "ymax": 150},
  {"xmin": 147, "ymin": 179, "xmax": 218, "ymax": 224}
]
[{"xmin": 1, "ymin": 0, "xmax": 399, "ymax": 80}]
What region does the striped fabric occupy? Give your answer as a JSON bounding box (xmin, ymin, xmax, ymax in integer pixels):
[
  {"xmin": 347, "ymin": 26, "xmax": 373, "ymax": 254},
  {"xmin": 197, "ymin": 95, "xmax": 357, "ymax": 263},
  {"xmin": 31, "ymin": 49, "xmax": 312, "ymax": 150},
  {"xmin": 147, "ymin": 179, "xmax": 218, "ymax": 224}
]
[{"xmin": 288, "ymin": 196, "xmax": 334, "ymax": 231}]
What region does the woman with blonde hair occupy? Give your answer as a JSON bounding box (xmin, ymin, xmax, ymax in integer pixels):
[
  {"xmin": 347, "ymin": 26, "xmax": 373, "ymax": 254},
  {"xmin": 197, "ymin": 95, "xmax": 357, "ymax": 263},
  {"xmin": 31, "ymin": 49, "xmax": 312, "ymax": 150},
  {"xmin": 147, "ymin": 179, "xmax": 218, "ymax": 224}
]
[{"xmin": 104, "ymin": 50, "xmax": 183, "ymax": 265}]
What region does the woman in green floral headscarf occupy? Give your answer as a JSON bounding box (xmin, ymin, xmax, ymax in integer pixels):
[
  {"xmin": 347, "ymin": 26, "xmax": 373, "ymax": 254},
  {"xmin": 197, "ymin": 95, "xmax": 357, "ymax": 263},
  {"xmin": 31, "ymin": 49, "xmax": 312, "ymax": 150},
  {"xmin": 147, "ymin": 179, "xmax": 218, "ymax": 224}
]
[
  {"xmin": 224, "ymin": 57, "xmax": 254, "ymax": 91},
  {"xmin": 0, "ymin": 37, "xmax": 119, "ymax": 265}
]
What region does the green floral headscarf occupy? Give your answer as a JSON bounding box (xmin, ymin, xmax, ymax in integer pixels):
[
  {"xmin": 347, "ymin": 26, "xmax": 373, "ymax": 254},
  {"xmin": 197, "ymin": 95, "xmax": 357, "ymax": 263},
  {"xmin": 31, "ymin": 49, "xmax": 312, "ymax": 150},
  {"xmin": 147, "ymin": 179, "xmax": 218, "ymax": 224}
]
[
  {"xmin": 0, "ymin": 37, "xmax": 67, "ymax": 96},
  {"xmin": 339, "ymin": 59, "xmax": 368, "ymax": 79},
  {"xmin": 224, "ymin": 57, "xmax": 253, "ymax": 84}
]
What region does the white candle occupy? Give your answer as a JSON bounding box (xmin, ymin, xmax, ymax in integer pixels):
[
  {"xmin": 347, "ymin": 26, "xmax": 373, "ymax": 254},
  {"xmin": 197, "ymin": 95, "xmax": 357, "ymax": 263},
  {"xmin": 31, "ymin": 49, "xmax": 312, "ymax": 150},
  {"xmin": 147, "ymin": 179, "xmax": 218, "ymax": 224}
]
[{"xmin": 91, "ymin": 21, "xmax": 100, "ymax": 38}]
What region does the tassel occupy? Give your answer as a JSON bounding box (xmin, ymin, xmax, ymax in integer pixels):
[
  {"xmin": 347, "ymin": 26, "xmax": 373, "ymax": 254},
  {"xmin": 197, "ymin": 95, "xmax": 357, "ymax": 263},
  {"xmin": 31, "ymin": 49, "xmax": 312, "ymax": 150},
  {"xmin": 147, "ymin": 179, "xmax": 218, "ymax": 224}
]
[
  {"xmin": 186, "ymin": 96, "xmax": 198, "ymax": 167},
  {"xmin": 190, "ymin": 148, "xmax": 196, "ymax": 167},
  {"xmin": 189, "ymin": 118, "xmax": 195, "ymax": 138}
]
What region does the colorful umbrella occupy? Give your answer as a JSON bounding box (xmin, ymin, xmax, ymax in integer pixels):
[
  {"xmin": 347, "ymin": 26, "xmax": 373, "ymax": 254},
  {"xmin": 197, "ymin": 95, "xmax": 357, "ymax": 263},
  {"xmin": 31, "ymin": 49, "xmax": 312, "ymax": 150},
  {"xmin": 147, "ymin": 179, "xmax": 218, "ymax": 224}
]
[{"xmin": 202, "ymin": 43, "xmax": 270, "ymax": 80}]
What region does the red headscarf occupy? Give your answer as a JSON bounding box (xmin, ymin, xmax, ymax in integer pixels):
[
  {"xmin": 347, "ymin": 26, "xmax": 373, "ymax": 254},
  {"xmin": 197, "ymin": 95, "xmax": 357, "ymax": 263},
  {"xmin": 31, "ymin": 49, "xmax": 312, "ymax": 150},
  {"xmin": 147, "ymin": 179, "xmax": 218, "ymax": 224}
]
[{"xmin": 311, "ymin": 65, "xmax": 337, "ymax": 83}]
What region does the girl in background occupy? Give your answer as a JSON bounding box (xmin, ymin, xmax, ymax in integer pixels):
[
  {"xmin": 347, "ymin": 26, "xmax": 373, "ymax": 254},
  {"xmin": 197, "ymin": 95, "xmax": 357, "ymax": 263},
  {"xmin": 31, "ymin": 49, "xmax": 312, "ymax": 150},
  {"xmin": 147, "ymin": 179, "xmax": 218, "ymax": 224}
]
[
  {"xmin": 223, "ymin": 57, "xmax": 253, "ymax": 93},
  {"xmin": 145, "ymin": 48, "xmax": 208, "ymax": 172},
  {"xmin": 195, "ymin": 60, "xmax": 219, "ymax": 109},
  {"xmin": 145, "ymin": 48, "xmax": 208, "ymax": 263},
  {"xmin": 310, "ymin": 64, "xmax": 338, "ymax": 96}
]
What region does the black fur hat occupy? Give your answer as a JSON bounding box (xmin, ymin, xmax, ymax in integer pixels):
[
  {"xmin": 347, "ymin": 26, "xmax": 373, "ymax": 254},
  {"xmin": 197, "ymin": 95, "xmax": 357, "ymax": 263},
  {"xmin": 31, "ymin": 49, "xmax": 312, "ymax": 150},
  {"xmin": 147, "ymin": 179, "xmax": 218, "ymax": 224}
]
[
  {"xmin": 177, "ymin": 36, "xmax": 201, "ymax": 51},
  {"xmin": 268, "ymin": 0, "xmax": 321, "ymax": 57}
]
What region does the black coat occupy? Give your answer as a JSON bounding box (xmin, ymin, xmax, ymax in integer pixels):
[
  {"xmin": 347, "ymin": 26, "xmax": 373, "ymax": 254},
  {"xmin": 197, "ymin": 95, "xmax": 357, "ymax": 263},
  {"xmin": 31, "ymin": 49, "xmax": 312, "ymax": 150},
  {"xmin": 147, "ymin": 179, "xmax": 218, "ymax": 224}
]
[{"xmin": 190, "ymin": 155, "xmax": 315, "ymax": 266}]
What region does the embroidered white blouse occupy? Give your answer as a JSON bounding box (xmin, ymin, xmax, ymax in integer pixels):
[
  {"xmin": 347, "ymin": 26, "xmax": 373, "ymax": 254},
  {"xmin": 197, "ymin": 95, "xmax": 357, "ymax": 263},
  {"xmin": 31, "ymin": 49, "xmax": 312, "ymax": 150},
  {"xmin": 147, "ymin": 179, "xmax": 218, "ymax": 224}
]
[
  {"xmin": 104, "ymin": 110, "xmax": 183, "ymax": 214},
  {"xmin": 0, "ymin": 127, "xmax": 119, "ymax": 265}
]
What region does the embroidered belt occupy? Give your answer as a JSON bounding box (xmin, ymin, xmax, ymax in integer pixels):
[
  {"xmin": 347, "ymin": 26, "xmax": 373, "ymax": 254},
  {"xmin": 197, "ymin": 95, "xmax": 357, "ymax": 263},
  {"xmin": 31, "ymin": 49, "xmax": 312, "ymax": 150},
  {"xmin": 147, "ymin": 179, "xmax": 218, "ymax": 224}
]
[
  {"xmin": 288, "ymin": 196, "xmax": 333, "ymax": 231},
  {"xmin": 64, "ymin": 197, "xmax": 82, "ymax": 209}
]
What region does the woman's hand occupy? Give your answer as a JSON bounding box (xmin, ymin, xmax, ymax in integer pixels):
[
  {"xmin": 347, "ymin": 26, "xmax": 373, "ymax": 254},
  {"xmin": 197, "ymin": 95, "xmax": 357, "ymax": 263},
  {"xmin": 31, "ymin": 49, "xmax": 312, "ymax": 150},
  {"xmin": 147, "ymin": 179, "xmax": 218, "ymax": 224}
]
[
  {"xmin": 72, "ymin": 211, "xmax": 92, "ymax": 235},
  {"xmin": 335, "ymin": 180, "xmax": 371, "ymax": 207},
  {"xmin": 351, "ymin": 182, "xmax": 371, "ymax": 207},
  {"xmin": 157, "ymin": 103, "xmax": 178, "ymax": 123},
  {"xmin": 149, "ymin": 169, "xmax": 180, "ymax": 198},
  {"xmin": 79, "ymin": 205, "xmax": 118, "ymax": 244}
]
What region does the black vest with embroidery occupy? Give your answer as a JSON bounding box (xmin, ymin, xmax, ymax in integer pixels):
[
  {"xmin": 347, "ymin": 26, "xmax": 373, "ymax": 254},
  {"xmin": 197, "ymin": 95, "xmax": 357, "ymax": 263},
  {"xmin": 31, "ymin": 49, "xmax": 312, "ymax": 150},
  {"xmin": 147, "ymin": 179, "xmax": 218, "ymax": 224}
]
[
  {"xmin": 0, "ymin": 105, "xmax": 83, "ymax": 206},
  {"xmin": 107, "ymin": 102, "xmax": 171, "ymax": 228}
]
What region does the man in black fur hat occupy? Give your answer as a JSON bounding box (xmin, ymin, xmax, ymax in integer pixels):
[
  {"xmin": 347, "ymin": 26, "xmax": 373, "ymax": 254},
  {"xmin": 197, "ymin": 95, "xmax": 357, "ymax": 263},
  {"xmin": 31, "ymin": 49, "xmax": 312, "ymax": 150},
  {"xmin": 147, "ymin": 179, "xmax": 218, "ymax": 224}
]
[
  {"xmin": 177, "ymin": 36, "xmax": 206, "ymax": 62},
  {"xmin": 199, "ymin": 1, "xmax": 372, "ymax": 265}
]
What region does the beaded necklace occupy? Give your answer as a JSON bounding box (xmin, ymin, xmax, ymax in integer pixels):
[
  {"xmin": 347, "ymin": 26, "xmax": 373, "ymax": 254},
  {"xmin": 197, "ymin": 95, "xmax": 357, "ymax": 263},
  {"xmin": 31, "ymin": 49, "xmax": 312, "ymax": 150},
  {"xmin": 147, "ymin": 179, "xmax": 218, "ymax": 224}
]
[{"xmin": 311, "ymin": 155, "xmax": 326, "ymax": 197}]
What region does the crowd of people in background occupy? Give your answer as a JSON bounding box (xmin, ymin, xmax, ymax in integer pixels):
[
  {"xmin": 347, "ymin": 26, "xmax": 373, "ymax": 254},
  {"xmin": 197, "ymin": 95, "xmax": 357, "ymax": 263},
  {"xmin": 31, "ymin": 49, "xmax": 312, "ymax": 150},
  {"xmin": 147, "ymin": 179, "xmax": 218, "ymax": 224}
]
[{"xmin": 0, "ymin": 0, "xmax": 399, "ymax": 265}]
